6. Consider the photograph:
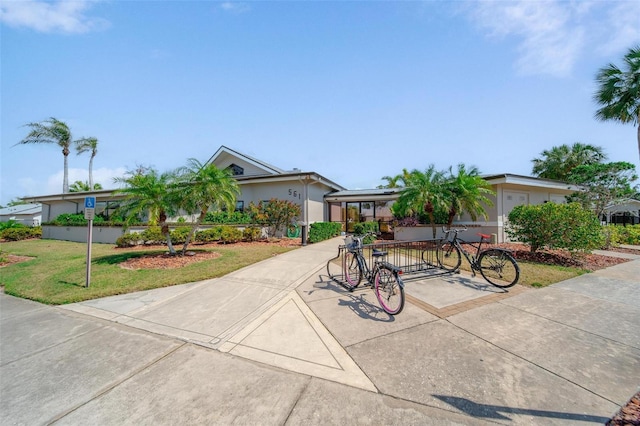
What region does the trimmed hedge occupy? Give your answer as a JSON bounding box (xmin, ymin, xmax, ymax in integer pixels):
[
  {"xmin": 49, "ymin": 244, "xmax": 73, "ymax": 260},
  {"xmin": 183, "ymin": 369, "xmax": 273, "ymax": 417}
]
[{"xmin": 308, "ymin": 222, "xmax": 342, "ymax": 243}]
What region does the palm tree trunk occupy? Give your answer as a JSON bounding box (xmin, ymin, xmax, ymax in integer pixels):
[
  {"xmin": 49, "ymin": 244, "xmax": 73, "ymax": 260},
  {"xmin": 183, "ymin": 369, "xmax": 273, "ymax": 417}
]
[
  {"xmin": 182, "ymin": 210, "xmax": 207, "ymax": 254},
  {"xmin": 159, "ymin": 212, "xmax": 176, "ymax": 255},
  {"xmin": 88, "ymin": 154, "xmax": 95, "ymax": 189},
  {"xmin": 63, "ymin": 151, "xmax": 69, "ymax": 193}
]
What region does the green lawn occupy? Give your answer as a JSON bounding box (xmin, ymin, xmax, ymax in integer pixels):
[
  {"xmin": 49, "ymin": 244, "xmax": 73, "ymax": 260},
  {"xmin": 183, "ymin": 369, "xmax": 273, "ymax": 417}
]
[
  {"xmin": 1, "ymin": 239, "xmax": 295, "ymax": 305},
  {"xmin": 1, "ymin": 239, "xmax": 592, "ymax": 306}
]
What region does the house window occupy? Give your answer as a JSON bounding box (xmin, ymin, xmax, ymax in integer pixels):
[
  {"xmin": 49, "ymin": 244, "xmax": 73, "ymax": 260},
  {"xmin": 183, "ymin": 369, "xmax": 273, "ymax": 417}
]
[
  {"xmin": 228, "ymin": 164, "xmax": 244, "ymax": 176},
  {"xmin": 235, "ymin": 201, "xmax": 244, "ymax": 212}
]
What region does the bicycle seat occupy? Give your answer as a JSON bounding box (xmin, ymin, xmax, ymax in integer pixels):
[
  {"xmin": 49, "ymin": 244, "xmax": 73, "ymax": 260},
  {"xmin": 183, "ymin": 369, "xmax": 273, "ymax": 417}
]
[
  {"xmin": 372, "ymin": 249, "xmax": 387, "ymax": 257},
  {"xmin": 478, "ymin": 233, "xmax": 491, "ymax": 240}
]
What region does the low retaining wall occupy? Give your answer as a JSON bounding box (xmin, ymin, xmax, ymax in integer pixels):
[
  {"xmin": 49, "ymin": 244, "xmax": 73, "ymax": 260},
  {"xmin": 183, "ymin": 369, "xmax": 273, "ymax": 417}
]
[
  {"xmin": 41, "ymin": 225, "xmax": 270, "ymax": 244},
  {"xmin": 42, "ymin": 225, "xmax": 125, "ymax": 244}
]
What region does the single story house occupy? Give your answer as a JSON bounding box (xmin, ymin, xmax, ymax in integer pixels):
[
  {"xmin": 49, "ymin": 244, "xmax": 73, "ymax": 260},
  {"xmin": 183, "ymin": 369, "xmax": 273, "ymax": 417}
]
[
  {"xmin": 0, "ymin": 203, "xmax": 42, "ymax": 226},
  {"xmin": 326, "ymin": 174, "xmax": 579, "ymax": 243},
  {"xmin": 23, "ymin": 145, "xmax": 584, "ymax": 244},
  {"xmin": 603, "ymin": 199, "xmax": 640, "ymax": 225}
]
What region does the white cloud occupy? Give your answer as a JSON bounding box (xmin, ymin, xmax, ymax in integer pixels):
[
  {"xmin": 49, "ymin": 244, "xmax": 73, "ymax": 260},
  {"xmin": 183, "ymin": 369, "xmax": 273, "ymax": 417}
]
[
  {"xmin": 0, "ymin": 0, "xmax": 109, "ymax": 33},
  {"xmin": 219, "ymin": 2, "xmax": 251, "ymax": 14},
  {"xmin": 597, "ymin": 1, "xmax": 640, "ymax": 56},
  {"xmin": 52, "ymin": 167, "xmax": 127, "ymax": 192},
  {"xmin": 462, "ymin": 0, "xmax": 640, "ymax": 77}
]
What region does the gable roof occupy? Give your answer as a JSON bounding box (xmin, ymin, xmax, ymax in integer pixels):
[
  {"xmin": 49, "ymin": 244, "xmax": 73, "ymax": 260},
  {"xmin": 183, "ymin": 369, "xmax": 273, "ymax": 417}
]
[{"xmin": 205, "ymin": 145, "xmax": 286, "ymax": 175}]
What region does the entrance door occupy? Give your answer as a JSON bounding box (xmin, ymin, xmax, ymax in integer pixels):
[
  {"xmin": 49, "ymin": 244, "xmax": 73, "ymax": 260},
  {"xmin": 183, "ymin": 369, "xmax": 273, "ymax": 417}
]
[{"xmin": 346, "ymin": 202, "xmax": 360, "ymax": 232}]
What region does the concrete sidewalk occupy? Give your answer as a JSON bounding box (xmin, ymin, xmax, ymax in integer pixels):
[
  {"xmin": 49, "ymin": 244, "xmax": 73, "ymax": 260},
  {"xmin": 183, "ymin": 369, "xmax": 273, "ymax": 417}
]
[{"xmin": 1, "ymin": 238, "xmax": 639, "ymax": 424}]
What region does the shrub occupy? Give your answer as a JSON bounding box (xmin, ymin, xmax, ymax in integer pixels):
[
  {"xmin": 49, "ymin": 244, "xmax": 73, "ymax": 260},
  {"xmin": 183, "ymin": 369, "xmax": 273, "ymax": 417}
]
[
  {"xmin": 220, "ymin": 226, "xmax": 243, "ymax": 243},
  {"xmin": 604, "ymin": 224, "xmax": 640, "ymax": 247},
  {"xmin": 170, "ymin": 226, "xmax": 191, "ymax": 244},
  {"xmin": 353, "ymin": 221, "xmax": 379, "ymax": 244},
  {"xmin": 140, "ymin": 227, "xmax": 165, "ymax": 244},
  {"xmin": 1, "ymin": 226, "xmax": 41, "ymax": 241},
  {"xmin": 204, "ymin": 211, "xmax": 252, "ymax": 224},
  {"xmin": 195, "ymin": 227, "xmax": 223, "ymax": 243},
  {"xmin": 308, "ymin": 222, "xmax": 342, "ymax": 243},
  {"xmin": 0, "ymin": 220, "xmax": 25, "ymax": 231},
  {"xmin": 51, "ymin": 213, "xmax": 105, "ymax": 226},
  {"xmin": 243, "ymin": 226, "xmax": 262, "ymax": 242},
  {"xmin": 507, "ymin": 202, "xmax": 603, "ymax": 253},
  {"xmin": 115, "ymin": 233, "xmax": 142, "ymax": 248}
]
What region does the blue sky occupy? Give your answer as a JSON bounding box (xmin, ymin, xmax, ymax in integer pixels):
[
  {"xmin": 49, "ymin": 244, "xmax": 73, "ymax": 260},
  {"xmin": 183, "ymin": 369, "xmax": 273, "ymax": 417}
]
[{"xmin": 1, "ymin": 0, "xmax": 639, "ymax": 206}]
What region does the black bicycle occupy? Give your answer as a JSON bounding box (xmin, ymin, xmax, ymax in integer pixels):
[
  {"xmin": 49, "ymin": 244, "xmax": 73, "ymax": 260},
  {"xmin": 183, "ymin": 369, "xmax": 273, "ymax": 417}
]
[
  {"xmin": 437, "ymin": 227, "xmax": 520, "ymax": 288},
  {"xmin": 341, "ymin": 232, "xmax": 405, "ymax": 315}
]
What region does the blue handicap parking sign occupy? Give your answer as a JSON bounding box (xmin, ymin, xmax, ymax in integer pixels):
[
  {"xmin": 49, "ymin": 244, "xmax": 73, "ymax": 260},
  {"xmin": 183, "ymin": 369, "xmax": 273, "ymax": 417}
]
[{"xmin": 85, "ymin": 197, "xmax": 96, "ymax": 209}]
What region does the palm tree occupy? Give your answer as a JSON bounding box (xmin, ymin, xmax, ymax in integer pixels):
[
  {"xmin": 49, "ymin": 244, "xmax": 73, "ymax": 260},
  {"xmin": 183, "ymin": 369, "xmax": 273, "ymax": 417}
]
[
  {"xmin": 378, "ymin": 169, "xmax": 412, "ymax": 189},
  {"xmin": 69, "ymin": 181, "xmax": 103, "ymax": 192},
  {"xmin": 114, "ymin": 168, "xmax": 180, "ymax": 255},
  {"xmin": 175, "ymin": 158, "xmax": 240, "ymax": 254},
  {"xmin": 396, "ymin": 165, "xmax": 446, "ymax": 238},
  {"xmin": 594, "ymin": 46, "xmax": 640, "ymax": 160},
  {"xmin": 531, "ymin": 142, "xmax": 607, "ymax": 181},
  {"xmin": 443, "ymin": 164, "xmax": 495, "ymax": 228},
  {"xmin": 16, "ymin": 117, "xmax": 74, "ymax": 193},
  {"xmin": 76, "ymin": 137, "xmax": 99, "ymax": 189}
]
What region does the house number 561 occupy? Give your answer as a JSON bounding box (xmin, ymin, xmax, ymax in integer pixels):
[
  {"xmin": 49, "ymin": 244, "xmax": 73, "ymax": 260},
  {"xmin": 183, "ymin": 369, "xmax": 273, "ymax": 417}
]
[{"xmin": 289, "ymin": 189, "xmax": 301, "ymax": 199}]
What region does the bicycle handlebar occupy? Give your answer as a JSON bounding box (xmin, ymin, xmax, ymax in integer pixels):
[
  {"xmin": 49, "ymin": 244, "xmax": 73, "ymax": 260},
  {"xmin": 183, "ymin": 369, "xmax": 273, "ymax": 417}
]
[{"xmin": 442, "ymin": 226, "xmax": 468, "ymax": 234}]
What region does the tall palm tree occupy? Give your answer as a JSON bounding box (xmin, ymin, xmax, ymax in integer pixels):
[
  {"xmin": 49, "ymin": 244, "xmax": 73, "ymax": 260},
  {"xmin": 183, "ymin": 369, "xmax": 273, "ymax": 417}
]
[
  {"xmin": 16, "ymin": 117, "xmax": 74, "ymax": 193},
  {"xmin": 114, "ymin": 168, "xmax": 180, "ymax": 255},
  {"xmin": 594, "ymin": 45, "xmax": 640, "ymax": 160},
  {"xmin": 396, "ymin": 165, "xmax": 446, "ymax": 238},
  {"xmin": 531, "ymin": 142, "xmax": 607, "ymax": 181},
  {"xmin": 175, "ymin": 158, "xmax": 240, "ymax": 254},
  {"xmin": 443, "ymin": 164, "xmax": 495, "ymax": 228},
  {"xmin": 76, "ymin": 137, "xmax": 99, "ymax": 189}
]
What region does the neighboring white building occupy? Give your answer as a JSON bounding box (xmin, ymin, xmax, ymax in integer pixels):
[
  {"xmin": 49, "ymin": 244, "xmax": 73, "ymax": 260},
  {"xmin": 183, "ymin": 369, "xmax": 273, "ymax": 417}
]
[
  {"xmin": 603, "ymin": 199, "xmax": 640, "ymax": 225},
  {"xmin": 0, "ymin": 203, "xmax": 42, "ymax": 226}
]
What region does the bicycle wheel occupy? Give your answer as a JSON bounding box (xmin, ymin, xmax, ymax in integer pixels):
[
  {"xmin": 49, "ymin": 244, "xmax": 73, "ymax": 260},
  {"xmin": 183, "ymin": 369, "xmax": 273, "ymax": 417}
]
[
  {"xmin": 373, "ymin": 267, "xmax": 404, "ymax": 315},
  {"xmin": 343, "ymin": 252, "xmax": 363, "ymax": 287},
  {"xmin": 436, "ymin": 241, "xmax": 462, "ymax": 271},
  {"xmin": 478, "ymin": 249, "xmax": 520, "ymax": 288}
]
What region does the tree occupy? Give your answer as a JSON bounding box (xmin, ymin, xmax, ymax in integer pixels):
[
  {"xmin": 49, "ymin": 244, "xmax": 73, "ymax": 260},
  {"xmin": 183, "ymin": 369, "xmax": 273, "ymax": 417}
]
[
  {"xmin": 567, "ymin": 161, "xmax": 639, "ymax": 219},
  {"xmin": 114, "ymin": 168, "xmax": 180, "ymax": 255},
  {"xmin": 174, "ymin": 158, "xmax": 240, "ymax": 254},
  {"xmin": 69, "ymin": 181, "xmax": 103, "ymax": 192},
  {"xmin": 531, "ymin": 142, "xmax": 607, "ymax": 181},
  {"xmin": 16, "ymin": 117, "xmax": 75, "ymax": 193},
  {"xmin": 443, "ymin": 164, "xmax": 495, "ymax": 228},
  {"xmin": 247, "ymin": 199, "xmax": 301, "ymax": 238},
  {"xmin": 594, "ymin": 46, "xmax": 640, "ymax": 160},
  {"xmin": 76, "ymin": 137, "xmax": 99, "ymax": 189},
  {"xmin": 396, "ymin": 166, "xmax": 447, "ymax": 238}
]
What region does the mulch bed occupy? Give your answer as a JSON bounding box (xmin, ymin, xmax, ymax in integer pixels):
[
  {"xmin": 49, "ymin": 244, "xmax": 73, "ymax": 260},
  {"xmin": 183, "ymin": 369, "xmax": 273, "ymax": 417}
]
[
  {"xmin": 474, "ymin": 243, "xmax": 632, "ymax": 271},
  {"xmin": 115, "ymin": 238, "xmax": 303, "ymax": 270},
  {"xmin": 607, "ymin": 391, "xmax": 640, "ymax": 425}
]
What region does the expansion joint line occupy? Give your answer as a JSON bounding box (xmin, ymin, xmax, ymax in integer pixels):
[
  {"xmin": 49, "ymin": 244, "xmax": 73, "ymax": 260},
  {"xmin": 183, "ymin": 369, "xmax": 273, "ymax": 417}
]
[{"xmin": 443, "ymin": 315, "xmax": 619, "ymax": 407}]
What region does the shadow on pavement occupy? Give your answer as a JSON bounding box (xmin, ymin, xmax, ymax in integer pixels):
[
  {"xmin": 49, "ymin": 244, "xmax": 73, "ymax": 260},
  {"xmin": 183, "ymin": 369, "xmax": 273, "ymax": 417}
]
[{"xmin": 433, "ymin": 394, "xmax": 611, "ymax": 423}]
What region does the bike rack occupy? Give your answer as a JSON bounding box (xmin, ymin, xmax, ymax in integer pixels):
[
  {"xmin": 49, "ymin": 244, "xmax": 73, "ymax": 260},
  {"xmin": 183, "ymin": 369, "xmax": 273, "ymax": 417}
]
[{"xmin": 326, "ymin": 238, "xmax": 454, "ymax": 288}]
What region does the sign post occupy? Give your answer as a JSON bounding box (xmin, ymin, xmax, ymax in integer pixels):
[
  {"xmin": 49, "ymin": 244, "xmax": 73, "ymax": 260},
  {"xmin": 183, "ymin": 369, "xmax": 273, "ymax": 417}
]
[{"xmin": 84, "ymin": 197, "xmax": 96, "ymax": 288}]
